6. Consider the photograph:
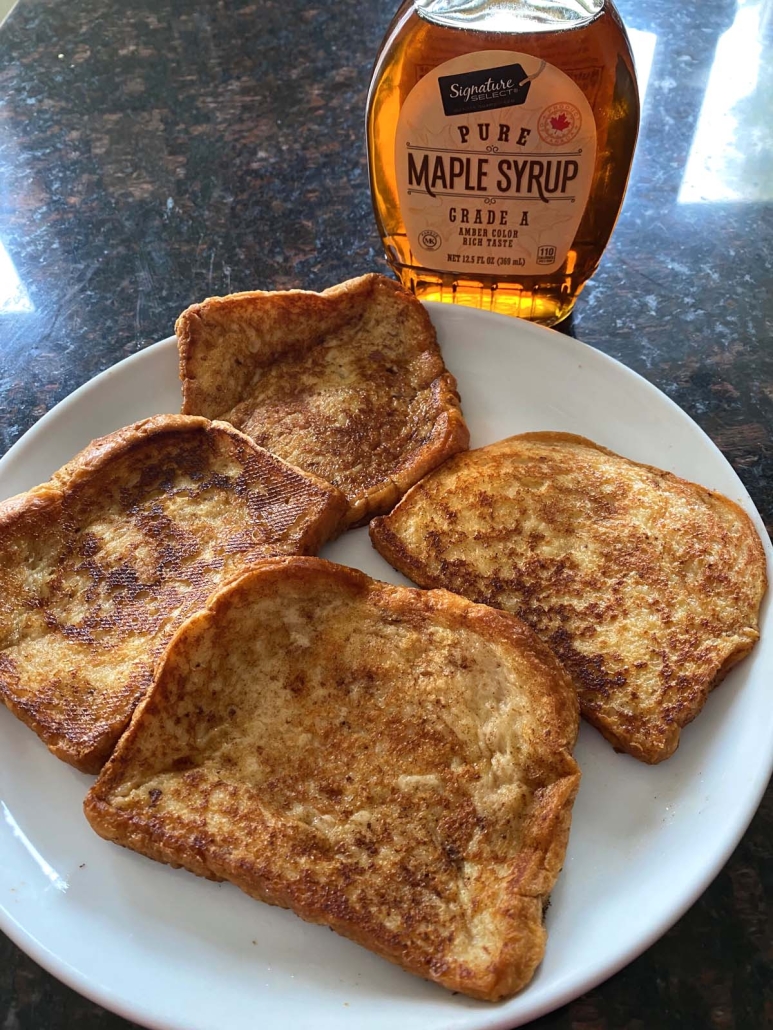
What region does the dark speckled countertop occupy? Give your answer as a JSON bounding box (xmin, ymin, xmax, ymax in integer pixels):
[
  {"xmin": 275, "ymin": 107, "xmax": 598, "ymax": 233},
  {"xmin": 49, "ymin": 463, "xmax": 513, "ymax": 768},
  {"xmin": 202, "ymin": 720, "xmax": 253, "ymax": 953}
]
[{"xmin": 0, "ymin": 0, "xmax": 771, "ymax": 1027}]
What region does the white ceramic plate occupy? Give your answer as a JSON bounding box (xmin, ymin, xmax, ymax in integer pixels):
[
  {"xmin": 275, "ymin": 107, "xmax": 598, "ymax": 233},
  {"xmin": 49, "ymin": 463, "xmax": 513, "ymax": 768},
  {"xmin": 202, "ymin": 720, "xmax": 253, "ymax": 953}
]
[{"xmin": 0, "ymin": 305, "xmax": 770, "ymax": 1030}]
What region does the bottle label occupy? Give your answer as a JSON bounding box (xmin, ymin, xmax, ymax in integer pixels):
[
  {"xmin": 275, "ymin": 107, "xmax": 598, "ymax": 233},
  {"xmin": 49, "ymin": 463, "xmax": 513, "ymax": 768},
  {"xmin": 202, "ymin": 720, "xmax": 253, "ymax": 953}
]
[{"xmin": 395, "ymin": 50, "xmax": 596, "ymax": 276}]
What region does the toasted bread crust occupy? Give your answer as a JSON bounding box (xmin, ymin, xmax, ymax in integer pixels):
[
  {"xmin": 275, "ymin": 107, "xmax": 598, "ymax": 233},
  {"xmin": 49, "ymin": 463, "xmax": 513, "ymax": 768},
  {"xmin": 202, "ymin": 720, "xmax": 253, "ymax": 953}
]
[
  {"xmin": 370, "ymin": 432, "xmax": 768, "ymax": 764},
  {"xmin": 0, "ymin": 417, "xmax": 346, "ymax": 772},
  {"xmin": 85, "ymin": 556, "xmax": 579, "ymax": 1000},
  {"xmin": 176, "ymin": 274, "xmax": 469, "ymax": 527}
]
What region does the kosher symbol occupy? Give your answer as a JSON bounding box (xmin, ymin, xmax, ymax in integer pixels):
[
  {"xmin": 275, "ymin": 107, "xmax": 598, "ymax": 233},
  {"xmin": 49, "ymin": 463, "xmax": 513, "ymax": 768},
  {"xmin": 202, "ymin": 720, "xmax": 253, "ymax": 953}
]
[{"xmin": 419, "ymin": 229, "xmax": 441, "ymax": 251}]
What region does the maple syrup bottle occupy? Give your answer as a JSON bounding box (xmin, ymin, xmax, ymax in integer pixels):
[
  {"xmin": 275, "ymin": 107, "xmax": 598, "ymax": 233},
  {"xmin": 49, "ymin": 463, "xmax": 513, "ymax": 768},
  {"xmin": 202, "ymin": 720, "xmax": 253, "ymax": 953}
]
[{"xmin": 366, "ymin": 0, "xmax": 639, "ymax": 325}]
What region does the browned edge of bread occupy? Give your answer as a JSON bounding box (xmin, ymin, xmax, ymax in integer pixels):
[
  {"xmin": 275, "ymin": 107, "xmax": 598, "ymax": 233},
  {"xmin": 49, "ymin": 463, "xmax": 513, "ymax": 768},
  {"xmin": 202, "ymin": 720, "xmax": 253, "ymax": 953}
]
[
  {"xmin": 0, "ymin": 417, "xmax": 347, "ymax": 772},
  {"xmin": 175, "ymin": 274, "xmax": 398, "ymax": 418},
  {"xmin": 369, "ymin": 431, "xmax": 768, "ymax": 764},
  {"xmin": 175, "ymin": 274, "xmax": 470, "ymax": 529},
  {"xmin": 84, "ymin": 555, "xmax": 580, "ymax": 1000}
]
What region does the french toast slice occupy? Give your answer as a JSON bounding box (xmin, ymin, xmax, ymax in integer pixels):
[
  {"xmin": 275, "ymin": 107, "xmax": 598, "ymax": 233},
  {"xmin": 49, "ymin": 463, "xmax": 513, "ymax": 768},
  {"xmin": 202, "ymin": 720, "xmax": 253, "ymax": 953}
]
[
  {"xmin": 370, "ymin": 432, "xmax": 767, "ymax": 764},
  {"xmin": 84, "ymin": 556, "xmax": 580, "ymax": 1001},
  {"xmin": 0, "ymin": 415, "xmax": 345, "ymax": 772},
  {"xmin": 175, "ymin": 273, "xmax": 469, "ymax": 528}
]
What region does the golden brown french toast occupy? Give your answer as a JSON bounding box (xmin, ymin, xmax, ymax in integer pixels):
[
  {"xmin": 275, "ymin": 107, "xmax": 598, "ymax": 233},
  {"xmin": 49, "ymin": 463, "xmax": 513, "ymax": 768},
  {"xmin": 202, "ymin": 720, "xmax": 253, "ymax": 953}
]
[
  {"xmin": 84, "ymin": 556, "xmax": 580, "ymax": 1001},
  {"xmin": 0, "ymin": 415, "xmax": 345, "ymax": 773},
  {"xmin": 175, "ymin": 273, "xmax": 469, "ymax": 528},
  {"xmin": 370, "ymin": 432, "xmax": 767, "ymax": 764}
]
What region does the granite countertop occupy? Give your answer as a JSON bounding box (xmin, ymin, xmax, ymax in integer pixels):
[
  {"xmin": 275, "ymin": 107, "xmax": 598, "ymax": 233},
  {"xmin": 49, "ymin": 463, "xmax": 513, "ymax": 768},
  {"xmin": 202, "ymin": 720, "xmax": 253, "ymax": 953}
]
[{"xmin": 0, "ymin": 0, "xmax": 771, "ymax": 1026}]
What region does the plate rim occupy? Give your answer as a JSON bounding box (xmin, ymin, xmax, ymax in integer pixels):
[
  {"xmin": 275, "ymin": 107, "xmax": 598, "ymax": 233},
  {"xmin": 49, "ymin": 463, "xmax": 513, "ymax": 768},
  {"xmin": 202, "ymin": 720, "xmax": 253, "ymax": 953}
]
[{"xmin": 0, "ymin": 303, "xmax": 770, "ymax": 1030}]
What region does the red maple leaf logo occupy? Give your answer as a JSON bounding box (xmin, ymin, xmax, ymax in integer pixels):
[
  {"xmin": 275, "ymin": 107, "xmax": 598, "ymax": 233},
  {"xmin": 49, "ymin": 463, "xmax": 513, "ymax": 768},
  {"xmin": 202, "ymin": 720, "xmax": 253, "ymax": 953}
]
[{"xmin": 550, "ymin": 112, "xmax": 571, "ymax": 132}]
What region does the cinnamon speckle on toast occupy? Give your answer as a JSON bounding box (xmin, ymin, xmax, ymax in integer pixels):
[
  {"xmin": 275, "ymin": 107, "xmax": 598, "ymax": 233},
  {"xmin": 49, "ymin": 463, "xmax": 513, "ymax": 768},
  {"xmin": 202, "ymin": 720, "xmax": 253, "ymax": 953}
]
[
  {"xmin": 85, "ymin": 556, "xmax": 580, "ymax": 1001},
  {"xmin": 176, "ymin": 274, "xmax": 469, "ymax": 528},
  {"xmin": 0, "ymin": 416, "xmax": 345, "ymax": 772},
  {"xmin": 370, "ymin": 432, "xmax": 767, "ymax": 763}
]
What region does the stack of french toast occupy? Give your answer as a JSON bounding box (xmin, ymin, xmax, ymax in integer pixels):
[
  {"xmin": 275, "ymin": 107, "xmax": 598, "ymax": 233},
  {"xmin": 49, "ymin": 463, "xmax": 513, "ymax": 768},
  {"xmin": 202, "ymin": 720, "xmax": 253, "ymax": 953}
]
[{"xmin": 0, "ymin": 274, "xmax": 766, "ymax": 1001}]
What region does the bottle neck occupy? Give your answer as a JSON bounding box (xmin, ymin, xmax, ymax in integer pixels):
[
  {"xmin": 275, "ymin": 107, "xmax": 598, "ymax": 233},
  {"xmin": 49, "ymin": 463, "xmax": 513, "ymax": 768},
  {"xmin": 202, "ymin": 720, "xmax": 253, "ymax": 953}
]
[{"xmin": 414, "ymin": 0, "xmax": 605, "ymax": 33}]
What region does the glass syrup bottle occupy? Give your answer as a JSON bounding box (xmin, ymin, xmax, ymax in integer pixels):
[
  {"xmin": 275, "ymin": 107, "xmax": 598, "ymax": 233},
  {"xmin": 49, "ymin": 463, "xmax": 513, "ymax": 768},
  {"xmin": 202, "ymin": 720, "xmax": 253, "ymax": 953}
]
[{"xmin": 366, "ymin": 0, "xmax": 639, "ymax": 325}]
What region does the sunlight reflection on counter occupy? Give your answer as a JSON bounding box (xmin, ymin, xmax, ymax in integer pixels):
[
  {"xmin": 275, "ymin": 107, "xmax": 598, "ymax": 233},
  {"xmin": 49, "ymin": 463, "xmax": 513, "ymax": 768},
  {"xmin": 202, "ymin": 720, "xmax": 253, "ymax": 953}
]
[
  {"xmin": 679, "ymin": 0, "xmax": 771, "ymax": 202},
  {"xmin": 0, "ymin": 240, "xmax": 34, "ymax": 314}
]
